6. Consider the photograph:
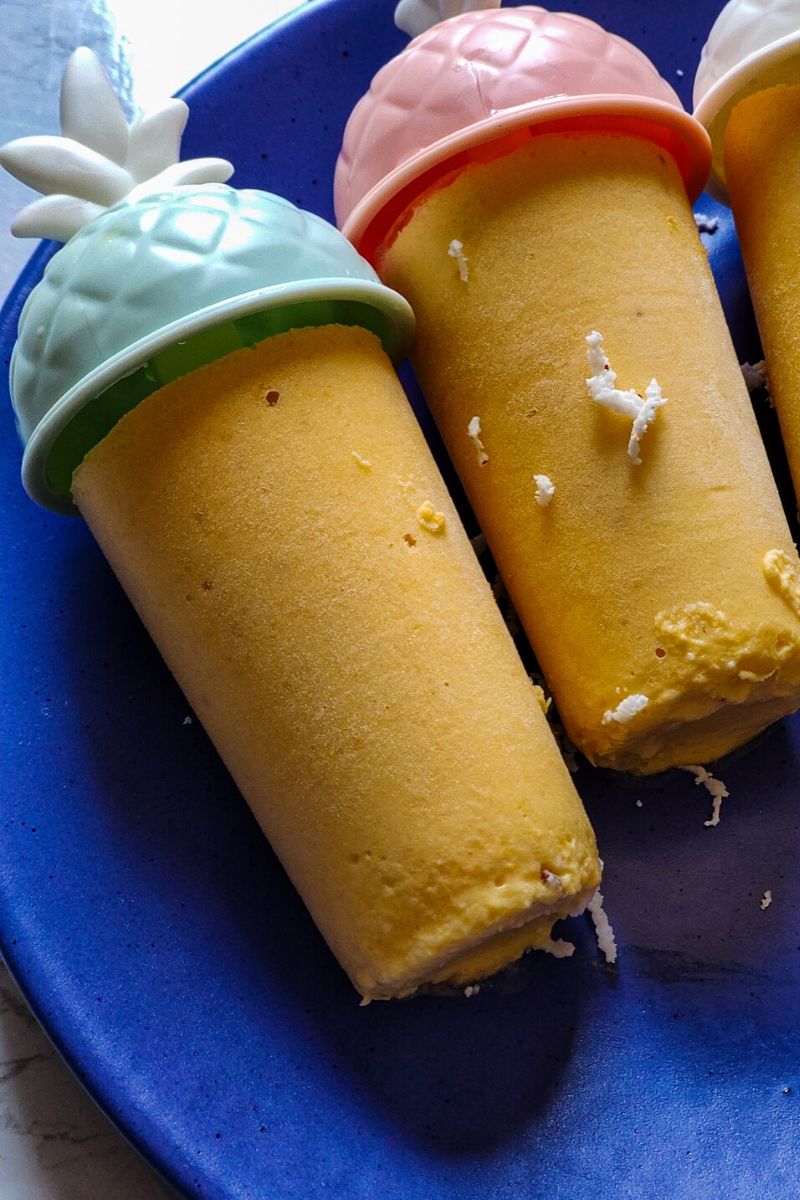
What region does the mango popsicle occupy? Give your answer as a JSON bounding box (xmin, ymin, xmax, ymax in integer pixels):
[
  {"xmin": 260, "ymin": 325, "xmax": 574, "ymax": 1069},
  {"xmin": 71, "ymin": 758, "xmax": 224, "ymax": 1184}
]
[
  {"xmin": 1, "ymin": 49, "xmax": 600, "ymax": 1000},
  {"xmin": 694, "ymin": 2, "xmax": 800, "ymax": 502},
  {"xmin": 336, "ymin": 2, "xmax": 800, "ymax": 775}
]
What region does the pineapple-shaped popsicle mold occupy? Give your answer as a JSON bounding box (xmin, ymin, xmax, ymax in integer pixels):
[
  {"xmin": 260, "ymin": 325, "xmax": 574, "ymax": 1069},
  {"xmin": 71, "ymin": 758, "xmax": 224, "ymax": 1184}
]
[
  {"xmin": 1, "ymin": 48, "xmax": 413, "ymax": 512},
  {"xmin": 693, "ymin": 0, "xmax": 800, "ymax": 200},
  {"xmin": 694, "ymin": 1, "xmax": 800, "ymax": 507},
  {"xmin": 331, "ymin": 1, "xmax": 800, "ymax": 774},
  {"xmin": 0, "ymin": 47, "xmax": 602, "ymax": 1001},
  {"xmin": 335, "ymin": 2, "xmax": 711, "ymax": 256}
]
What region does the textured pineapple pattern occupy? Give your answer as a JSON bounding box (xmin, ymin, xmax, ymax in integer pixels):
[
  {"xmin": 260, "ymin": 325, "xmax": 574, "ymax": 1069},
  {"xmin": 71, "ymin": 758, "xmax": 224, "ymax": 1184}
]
[
  {"xmin": 12, "ymin": 185, "xmax": 381, "ymax": 441},
  {"xmin": 335, "ymin": 5, "xmax": 680, "ymax": 221},
  {"xmin": 694, "ymin": 0, "xmax": 800, "ymax": 103}
]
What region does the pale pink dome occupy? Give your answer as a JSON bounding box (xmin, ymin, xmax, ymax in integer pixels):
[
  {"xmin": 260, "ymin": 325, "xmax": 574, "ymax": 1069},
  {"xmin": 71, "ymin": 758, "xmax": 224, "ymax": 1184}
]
[{"xmin": 336, "ymin": 6, "xmax": 710, "ymax": 253}]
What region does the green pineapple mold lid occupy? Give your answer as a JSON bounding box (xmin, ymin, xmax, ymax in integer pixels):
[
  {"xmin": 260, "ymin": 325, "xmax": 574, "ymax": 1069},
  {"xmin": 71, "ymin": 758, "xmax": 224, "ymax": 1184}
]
[{"xmin": 1, "ymin": 49, "xmax": 414, "ymax": 514}]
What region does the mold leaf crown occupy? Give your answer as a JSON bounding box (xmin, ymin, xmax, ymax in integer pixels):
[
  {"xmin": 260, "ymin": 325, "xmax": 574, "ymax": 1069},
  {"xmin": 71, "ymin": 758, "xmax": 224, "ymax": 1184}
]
[
  {"xmin": 394, "ymin": 0, "xmax": 502, "ymax": 39},
  {"xmin": 0, "ymin": 47, "xmax": 234, "ymax": 242}
]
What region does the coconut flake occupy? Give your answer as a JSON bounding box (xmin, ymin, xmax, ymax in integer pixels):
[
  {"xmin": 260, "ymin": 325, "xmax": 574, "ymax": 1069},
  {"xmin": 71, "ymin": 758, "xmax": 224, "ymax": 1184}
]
[
  {"xmin": 680, "ymin": 764, "xmax": 729, "ymax": 827},
  {"xmin": 533, "ymin": 473, "xmax": 555, "ymax": 507},
  {"xmin": 467, "ymin": 415, "xmax": 489, "ymax": 466},
  {"xmin": 351, "ymin": 450, "xmax": 372, "ymax": 470},
  {"xmin": 585, "ymin": 331, "xmax": 667, "ymax": 465},
  {"xmin": 447, "ymin": 238, "xmax": 469, "ymax": 282},
  {"xmin": 761, "ymin": 890, "xmax": 773, "ymax": 911},
  {"xmin": 694, "ymin": 212, "xmax": 719, "ymax": 234},
  {"xmin": 416, "ymin": 500, "xmax": 446, "ymax": 533},
  {"xmin": 763, "ymin": 548, "xmax": 800, "ymax": 619},
  {"xmin": 587, "ymin": 891, "xmax": 618, "ymax": 964},
  {"xmin": 741, "ymin": 359, "xmax": 771, "ymax": 403},
  {"xmin": 540, "ymin": 937, "xmax": 575, "ymax": 959},
  {"xmin": 464, "ymin": 984, "xmax": 481, "ymax": 997},
  {"xmin": 602, "ymin": 693, "xmax": 649, "ymax": 725}
]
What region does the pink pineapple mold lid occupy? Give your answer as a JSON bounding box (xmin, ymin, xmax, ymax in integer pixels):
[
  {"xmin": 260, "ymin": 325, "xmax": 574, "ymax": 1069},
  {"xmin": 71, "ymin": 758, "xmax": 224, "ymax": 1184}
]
[{"xmin": 335, "ymin": 3, "xmax": 712, "ymax": 258}]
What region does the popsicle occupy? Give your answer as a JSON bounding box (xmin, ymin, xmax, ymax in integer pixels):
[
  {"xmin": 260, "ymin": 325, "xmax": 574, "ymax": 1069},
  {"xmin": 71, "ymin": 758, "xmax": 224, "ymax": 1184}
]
[
  {"xmin": 694, "ymin": 1, "xmax": 800, "ymax": 499},
  {"xmin": 335, "ymin": 1, "xmax": 800, "ymax": 775},
  {"xmin": 0, "ymin": 49, "xmax": 600, "ymax": 1000}
]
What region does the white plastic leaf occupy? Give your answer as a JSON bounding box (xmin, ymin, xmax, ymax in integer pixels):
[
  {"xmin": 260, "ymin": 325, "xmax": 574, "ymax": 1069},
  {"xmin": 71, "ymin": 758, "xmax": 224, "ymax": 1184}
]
[
  {"xmin": 395, "ymin": 0, "xmax": 501, "ymax": 38},
  {"xmin": 11, "ymin": 194, "xmax": 105, "ymax": 241},
  {"xmin": 132, "ymin": 157, "xmax": 234, "ymax": 195},
  {"xmin": 60, "ymin": 47, "xmax": 130, "ymax": 166},
  {"xmin": 0, "ymin": 136, "xmax": 133, "ymax": 205},
  {"xmin": 126, "ymin": 100, "xmax": 189, "ymax": 182}
]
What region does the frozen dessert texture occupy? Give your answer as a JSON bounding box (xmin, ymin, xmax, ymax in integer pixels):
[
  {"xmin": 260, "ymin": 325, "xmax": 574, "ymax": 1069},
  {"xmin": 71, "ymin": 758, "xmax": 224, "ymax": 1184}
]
[
  {"xmin": 693, "ymin": 0, "xmax": 800, "ymax": 200},
  {"xmin": 1, "ymin": 47, "xmax": 601, "ymax": 998},
  {"xmin": 721, "ymin": 85, "xmax": 800, "ymax": 498},
  {"xmin": 336, "ymin": 3, "xmax": 800, "ymax": 773},
  {"xmin": 694, "ymin": 3, "xmax": 800, "ymax": 507},
  {"xmin": 379, "ymin": 132, "xmax": 800, "ymax": 772},
  {"xmin": 73, "ymin": 323, "xmax": 600, "ymax": 1000}
]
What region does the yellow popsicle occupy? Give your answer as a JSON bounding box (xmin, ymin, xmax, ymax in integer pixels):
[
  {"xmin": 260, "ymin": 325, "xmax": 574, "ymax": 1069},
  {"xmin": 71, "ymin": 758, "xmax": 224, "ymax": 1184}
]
[
  {"xmin": 380, "ymin": 133, "xmax": 800, "ymax": 774},
  {"xmin": 72, "ymin": 323, "xmax": 600, "ymax": 1000},
  {"xmin": 724, "ymin": 84, "xmax": 800, "ymax": 493}
]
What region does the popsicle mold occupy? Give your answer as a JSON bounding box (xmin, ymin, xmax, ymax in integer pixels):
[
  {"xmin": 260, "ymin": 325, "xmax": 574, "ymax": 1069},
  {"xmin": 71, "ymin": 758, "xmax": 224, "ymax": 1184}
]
[
  {"xmin": 0, "ymin": 45, "xmax": 234, "ymax": 241},
  {"xmin": 335, "ymin": 4, "xmax": 711, "ymax": 255},
  {"xmin": 694, "ymin": 0, "xmax": 800, "ymax": 200},
  {"xmin": 1, "ymin": 50, "xmax": 414, "ymax": 513}
]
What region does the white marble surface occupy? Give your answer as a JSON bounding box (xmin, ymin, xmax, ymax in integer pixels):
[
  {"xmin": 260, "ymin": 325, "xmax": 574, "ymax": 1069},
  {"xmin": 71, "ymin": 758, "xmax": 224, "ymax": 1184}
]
[
  {"xmin": 0, "ymin": 965, "xmax": 175, "ymax": 1198},
  {"xmin": 0, "ymin": 1, "xmax": 305, "ymax": 1196}
]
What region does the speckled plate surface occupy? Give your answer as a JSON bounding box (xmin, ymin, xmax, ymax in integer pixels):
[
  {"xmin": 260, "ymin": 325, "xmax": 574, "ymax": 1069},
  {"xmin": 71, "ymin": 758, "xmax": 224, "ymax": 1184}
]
[{"xmin": 1, "ymin": 2, "xmax": 799, "ymax": 1197}]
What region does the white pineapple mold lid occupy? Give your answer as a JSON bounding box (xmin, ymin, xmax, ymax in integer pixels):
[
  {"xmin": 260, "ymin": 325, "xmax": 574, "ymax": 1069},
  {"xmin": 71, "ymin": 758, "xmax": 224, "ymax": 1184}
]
[
  {"xmin": 694, "ymin": 0, "xmax": 800, "ymax": 201},
  {"xmin": 0, "ymin": 49, "xmax": 414, "ymax": 513}
]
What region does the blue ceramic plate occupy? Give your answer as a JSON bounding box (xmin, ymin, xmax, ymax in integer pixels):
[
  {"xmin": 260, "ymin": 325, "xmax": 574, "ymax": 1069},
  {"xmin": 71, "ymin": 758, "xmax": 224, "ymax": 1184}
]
[{"xmin": 2, "ymin": 2, "xmax": 799, "ymax": 1197}]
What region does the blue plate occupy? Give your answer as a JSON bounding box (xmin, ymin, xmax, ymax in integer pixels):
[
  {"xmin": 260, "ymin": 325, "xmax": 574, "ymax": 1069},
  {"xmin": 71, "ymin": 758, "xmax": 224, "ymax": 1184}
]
[{"xmin": 2, "ymin": 2, "xmax": 799, "ymax": 1197}]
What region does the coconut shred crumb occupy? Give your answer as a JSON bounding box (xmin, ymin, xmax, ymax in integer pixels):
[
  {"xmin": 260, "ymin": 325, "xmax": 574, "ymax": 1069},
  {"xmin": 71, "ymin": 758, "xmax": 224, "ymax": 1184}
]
[
  {"xmin": 540, "ymin": 937, "xmax": 575, "ymax": 959},
  {"xmin": 602, "ymin": 693, "xmax": 649, "ymax": 725},
  {"xmin": 533, "ymin": 473, "xmax": 555, "ymax": 507},
  {"xmin": 448, "ymin": 238, "xmax": 469, "ymax": 282},
  {"xmin": 741, "ymin": 359, "xmax": 773, "ymax": 405},
  {"xmin": 680, "ymin": 764, "xmax": 729, "ymax": 827},
  {"xmin": 694, "ymin": 212, "xmax": 719, "ymax": 234},
  {"xmin": 585, "ymin": 331, "xmax": 667, "ymax": 465},
  {"xmin": 351, "ymin": 450, "xmax": 372, "ymax": 470},
  {"xmin": 587, "ymin": 891, "xmax": 618, "ymax": 964},
  {"xmin": 467, "ymin": 415, "xmax": 489, "ymax": 466},
  {"xmin": 542, "ymin": 868, "xmax": 563, "ymax": 891},
  {"xmin": 416, "ymin": 500, "xmax": 446, "ymax": 533},
  {"xmin": 763, "ymin": 548, "xmax": 800, "ymax": 620},
  {"xmin": 464, "ymin": 984, "xmax": 481, "ymax": 997},
  {"xmin": 761, "ymin": 890, "xmax": 773, "ymax": 911}
]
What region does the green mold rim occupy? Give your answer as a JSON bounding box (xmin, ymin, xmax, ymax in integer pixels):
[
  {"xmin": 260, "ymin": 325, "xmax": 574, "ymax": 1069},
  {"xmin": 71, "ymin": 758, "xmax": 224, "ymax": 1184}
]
[{"xmin": 20, "ymin": 279, "xmax": 414, "ymax": 514}]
